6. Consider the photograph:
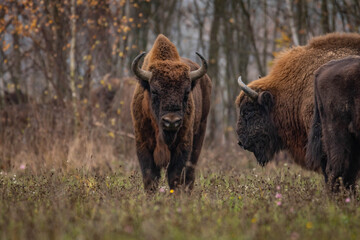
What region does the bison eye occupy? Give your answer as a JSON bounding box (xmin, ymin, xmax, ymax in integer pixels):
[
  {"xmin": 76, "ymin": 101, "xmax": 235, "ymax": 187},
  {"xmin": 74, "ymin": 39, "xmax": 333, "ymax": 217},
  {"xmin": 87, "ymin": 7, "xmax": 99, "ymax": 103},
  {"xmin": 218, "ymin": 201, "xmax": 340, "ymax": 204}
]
[{"xmin": 151, "ymin": 90, "xmax": 158, "ymax": 96}]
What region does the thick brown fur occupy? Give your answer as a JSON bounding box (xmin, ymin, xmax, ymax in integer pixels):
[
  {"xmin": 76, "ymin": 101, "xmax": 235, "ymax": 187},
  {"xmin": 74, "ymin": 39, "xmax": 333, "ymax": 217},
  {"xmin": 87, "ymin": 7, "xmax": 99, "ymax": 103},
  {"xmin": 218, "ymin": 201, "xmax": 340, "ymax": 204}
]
[
  {"xmin": 131, "ymin": 34, "xmax": 211, "ymax": 191},
  {"xmin": 236, "ymin": 32, "xmax": 360, "ymax": 169},
  {"xmin": 306, "ymin": 56, "xmax": 360, "ymax": 191}
]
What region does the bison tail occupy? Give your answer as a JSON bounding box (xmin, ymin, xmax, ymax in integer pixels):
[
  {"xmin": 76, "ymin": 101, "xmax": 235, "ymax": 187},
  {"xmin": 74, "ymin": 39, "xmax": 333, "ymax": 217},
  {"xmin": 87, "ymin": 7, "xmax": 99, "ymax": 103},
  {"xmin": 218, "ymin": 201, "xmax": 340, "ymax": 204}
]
[{"xmin": 306, "ymin": 95, "xmax": 326, "ymax": 172}]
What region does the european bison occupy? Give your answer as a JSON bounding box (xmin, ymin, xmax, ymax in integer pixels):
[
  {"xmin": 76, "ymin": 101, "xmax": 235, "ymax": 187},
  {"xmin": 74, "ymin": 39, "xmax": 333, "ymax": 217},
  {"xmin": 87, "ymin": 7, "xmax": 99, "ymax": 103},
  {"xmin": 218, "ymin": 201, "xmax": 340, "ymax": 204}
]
[
  {"xmin": 131, "ymin": 34, "xmax": 211, "ymax": 192},
  {"xmin": 306, "ymin": 56, "xmax": 360, "ymax": 191},
  {"xmin": 235, "ymin": 33, "xmax": 360, "ymax": 170}
]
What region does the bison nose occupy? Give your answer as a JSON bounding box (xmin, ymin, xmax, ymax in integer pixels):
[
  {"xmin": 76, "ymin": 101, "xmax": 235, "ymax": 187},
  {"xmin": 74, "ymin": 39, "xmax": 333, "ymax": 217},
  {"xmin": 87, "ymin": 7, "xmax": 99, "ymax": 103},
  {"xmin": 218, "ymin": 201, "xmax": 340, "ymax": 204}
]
[{"xmin": 162, "ymin": 115, "xmax": 182, "ymax": 131}]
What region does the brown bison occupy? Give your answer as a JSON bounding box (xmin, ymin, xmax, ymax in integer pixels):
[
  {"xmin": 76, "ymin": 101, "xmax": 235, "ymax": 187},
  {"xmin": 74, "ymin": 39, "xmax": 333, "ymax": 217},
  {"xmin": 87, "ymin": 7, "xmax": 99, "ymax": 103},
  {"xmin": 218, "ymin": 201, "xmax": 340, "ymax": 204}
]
[
  {"xmin": 306, "ymin": 56, "xmax": 360, "ymax": 191},
  {"xmin": 235, "ymin": 33, "xmax": 360, "ymax": 170},
  {"xmin": 131, "ymin": 34, "xmax": 211, "ymax": 191}
]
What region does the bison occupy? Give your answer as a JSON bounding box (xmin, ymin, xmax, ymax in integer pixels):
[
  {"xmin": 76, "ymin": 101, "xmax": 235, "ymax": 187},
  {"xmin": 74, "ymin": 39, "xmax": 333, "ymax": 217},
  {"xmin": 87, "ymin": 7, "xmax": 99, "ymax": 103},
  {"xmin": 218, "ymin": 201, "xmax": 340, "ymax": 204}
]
[
  {"xmin": 306, "ymin": 56, "xmax": 360, "ymax": 191},
  {"xmin": 235, "ymin": 33, "xmax": 360, "ymax": 170},
  {"xmin": 131, "ymin": 34, "xmax": 211, "ymax": 192}
]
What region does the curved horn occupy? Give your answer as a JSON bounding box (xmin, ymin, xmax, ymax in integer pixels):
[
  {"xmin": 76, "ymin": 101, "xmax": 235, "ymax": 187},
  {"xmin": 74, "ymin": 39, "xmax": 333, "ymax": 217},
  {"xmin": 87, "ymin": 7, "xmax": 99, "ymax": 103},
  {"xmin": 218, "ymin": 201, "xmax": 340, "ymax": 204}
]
[
  {"xmin": 237, "ymin": 76, "xmax": 258, "ymax": 100},
  {"xmin": 132, "ymin": 52, "xmax": 152, "ymax": 82},
  {"xmin": 189, "ymin": 52, "xmax": 208, "ymax": 82}
]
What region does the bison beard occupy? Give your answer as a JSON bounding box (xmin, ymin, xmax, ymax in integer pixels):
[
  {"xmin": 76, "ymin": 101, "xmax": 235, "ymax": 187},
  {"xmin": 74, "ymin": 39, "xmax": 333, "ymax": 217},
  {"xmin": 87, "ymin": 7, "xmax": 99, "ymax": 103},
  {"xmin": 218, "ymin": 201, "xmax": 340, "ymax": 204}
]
[
  {"xmin": 162, "ymin": 130, "xmax": 178, "ymax": 147},
  {"xmin": 236, "ymin": 94, "xmax": 282, "ymax": 166},
  {"xmin": 306, "ymin": 56, "xmax": 360, "ymax": 192},
  {"xmin": 131, "ymin": 34, "xmax": 211, "ymax": 192}
]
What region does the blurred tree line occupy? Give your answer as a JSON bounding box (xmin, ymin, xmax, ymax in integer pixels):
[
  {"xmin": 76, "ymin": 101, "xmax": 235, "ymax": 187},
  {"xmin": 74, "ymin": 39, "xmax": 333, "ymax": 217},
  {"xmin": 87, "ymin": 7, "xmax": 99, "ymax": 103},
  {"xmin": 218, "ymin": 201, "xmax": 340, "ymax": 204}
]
[{"xmin": 1, "ymin": 0, "xmax": 360, "ymax": 145}]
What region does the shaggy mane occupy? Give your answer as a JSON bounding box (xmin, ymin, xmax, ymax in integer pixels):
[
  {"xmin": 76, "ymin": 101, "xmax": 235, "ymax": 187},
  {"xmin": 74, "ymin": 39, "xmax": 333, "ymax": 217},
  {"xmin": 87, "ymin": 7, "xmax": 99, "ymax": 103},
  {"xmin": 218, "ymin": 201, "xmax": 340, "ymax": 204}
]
[
  {"xmin": 142, "ymin": 34, "xmax": 181, "ymax": 69},
  {"xmin": 244, "ymin": 32, "xmax": 360, "ymax": 93},
  {"xmin": 141, "ymin": 34, "xmax": 190, "ymax": 79},
  {"xmin": 235, "ymin": 32, "xmax": 360, "ymax": 168},
  {"xmin": 308, "ymin": 32, "xmax": 360, "ymax": 50}
]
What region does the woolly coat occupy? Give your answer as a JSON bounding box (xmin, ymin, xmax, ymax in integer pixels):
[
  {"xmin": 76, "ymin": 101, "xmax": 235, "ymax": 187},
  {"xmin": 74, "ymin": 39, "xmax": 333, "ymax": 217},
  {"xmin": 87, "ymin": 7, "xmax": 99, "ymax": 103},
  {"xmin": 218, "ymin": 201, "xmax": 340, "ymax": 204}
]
[
  {"xmin": 236, "ymin": 33, "xmax": 360, "ymax": 168},
  {"xmin": 131, "ymin": 35, "xmax": 211, "ymax": 169}
]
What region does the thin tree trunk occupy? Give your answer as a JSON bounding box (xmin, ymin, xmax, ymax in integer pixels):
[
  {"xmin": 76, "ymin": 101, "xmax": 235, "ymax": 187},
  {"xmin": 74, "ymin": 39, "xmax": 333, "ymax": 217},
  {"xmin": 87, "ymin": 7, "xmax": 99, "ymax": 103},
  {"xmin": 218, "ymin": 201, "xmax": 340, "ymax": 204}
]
[
  {"xmin": 285, "ymin": 0, "xmax": 300, "ymax": 46},
  {"xmin": 238, "ymin": 0, "xmax": 265, "ymax": 76},
  {"xmin": 52, "ymin": 0, "xmax": 68, "ymax": 100},
  {"xmin": 271, "ymin": 0, "xmax": 281, "ymax": 54},
  {"xmin": 331, "ymin": 0, "xmax": 336, "ymax": 31},
  {"xmin": 207, "ymin": 0, "xmax": 224, "ymax": 145},
  {"xmin": 262, "ymin": 0, "xmax": 268, "ymax": 72},
  {"xmin": 194, "ymin": 0, "xmax": 208, "ymax": 53},
  {"xmin": 70, "ymin": 0, "xmax": 78, "ymax": 129},
  {"xmin": 296, "ymin": 0, "xmax": 307, "ymax": 45},
  {"xmin": 321, "ymin": 0, "xmax": 330, "ymax": 33}
]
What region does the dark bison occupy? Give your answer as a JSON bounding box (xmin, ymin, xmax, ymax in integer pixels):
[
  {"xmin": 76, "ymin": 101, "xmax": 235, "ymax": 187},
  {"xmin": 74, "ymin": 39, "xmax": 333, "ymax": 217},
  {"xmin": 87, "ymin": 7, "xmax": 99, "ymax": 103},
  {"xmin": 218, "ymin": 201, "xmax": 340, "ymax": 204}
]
[
  {"xmin": 131, "ymin": 34, "xmax": 211, "ymax": 191},
  {"xmin": 306, "ymin": 56, "xmax": 360, "ymax": 191},
  {"xmin": 235, "ymin": 33, "xmax": 360, "ymax": 170}
]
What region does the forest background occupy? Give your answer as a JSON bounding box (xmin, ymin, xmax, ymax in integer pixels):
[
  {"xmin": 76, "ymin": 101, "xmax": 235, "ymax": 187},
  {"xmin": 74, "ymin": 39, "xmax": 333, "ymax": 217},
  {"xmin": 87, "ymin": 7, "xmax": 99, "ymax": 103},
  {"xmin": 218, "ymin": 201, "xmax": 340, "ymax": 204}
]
[
  {"xmin": 1, "ymin": 0, "xmax": 360, "ymax": 171},
  {"xmin": 2, "ymin": 1, "xmax": 360, "ymax": 239}
]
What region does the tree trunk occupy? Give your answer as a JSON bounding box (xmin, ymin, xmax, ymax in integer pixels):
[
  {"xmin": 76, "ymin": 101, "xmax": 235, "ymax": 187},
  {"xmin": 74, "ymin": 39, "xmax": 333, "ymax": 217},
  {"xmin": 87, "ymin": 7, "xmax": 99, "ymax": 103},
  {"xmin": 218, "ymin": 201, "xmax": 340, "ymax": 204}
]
[
  {"xmin": 321, "ymin": 0, "xmax": 330, "ymax": 33},
  {"xmin": 285, "ymin": 0, "xmax": 300, "ymax": 46},
  {"xmin": 238, "ymin": 0, "xmax": 265, "ymax": 75},
  {"xmin": 53, "ymin": 0, "xmax": 69, "ymax": 100},
  {"xmin": 207, "ymin": 0, "xmax": 224, "ymax": 146},
  {"xmin": 70, "ymin": 0, "xmax": 78, "ymax": 129}
]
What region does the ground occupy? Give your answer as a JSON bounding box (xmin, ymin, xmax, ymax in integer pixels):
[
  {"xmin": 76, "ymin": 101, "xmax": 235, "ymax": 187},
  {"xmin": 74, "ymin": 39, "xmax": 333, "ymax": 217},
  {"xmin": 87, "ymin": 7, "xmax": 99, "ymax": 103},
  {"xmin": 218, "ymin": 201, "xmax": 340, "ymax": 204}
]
[{"xmin": 1, "ymin": 146, "xmax": 360, "ymax": 240}]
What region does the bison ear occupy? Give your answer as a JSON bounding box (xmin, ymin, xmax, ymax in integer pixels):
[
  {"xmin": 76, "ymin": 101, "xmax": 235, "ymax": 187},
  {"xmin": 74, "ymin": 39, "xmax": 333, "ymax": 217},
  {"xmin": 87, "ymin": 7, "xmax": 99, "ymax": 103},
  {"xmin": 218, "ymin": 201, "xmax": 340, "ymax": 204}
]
[
  {"xmin": 258, "ymin": 91, "xmax": 274, "ymax": 111},
  {"xmin": 138, "ymin": 79, "xmax": 150, "ymax": 91}
]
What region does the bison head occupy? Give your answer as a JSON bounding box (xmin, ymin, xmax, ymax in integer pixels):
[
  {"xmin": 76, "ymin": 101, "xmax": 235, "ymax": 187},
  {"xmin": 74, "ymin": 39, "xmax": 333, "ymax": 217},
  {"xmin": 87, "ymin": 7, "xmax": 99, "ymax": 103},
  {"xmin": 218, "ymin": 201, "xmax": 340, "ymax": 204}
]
[
  {"xmin": 236, "ymin": 77, "xmax": 282, "ymax": 166},
  {"xmin": 132, "ymin": 52, "xmax": 207, "ymax": 146}
]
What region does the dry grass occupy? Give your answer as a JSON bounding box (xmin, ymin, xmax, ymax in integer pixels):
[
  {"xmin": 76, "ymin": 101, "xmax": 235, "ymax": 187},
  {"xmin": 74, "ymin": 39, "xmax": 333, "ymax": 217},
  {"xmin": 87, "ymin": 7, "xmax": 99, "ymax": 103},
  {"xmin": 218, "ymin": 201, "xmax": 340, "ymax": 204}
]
[{"xmin": 1, "ymin": 104, "xmax": 360, "ymax": 240}]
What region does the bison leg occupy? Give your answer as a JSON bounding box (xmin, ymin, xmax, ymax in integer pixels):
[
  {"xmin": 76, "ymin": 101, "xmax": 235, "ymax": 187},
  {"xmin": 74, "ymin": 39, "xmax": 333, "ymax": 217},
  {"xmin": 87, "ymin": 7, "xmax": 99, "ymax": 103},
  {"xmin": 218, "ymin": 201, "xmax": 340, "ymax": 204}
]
[
  {"xmin": 185, "ymin": 120, "xmax": 208, "ymax": 190},
  {"xmin": 340, "ymin": 138, "xmax": 360, "ymax": 191},
  {"xmin": 321, "ymin": 156, "xmax": 328, "ymax": 184},
  {"xmin": 136, "ymin": 147, "xmax": 161, "ymax": 192},
  {"xmin": 323, "ymin": 126, "xmax": 358, "ymax": 192},
  {"xmin": 167, "ymin": 147, "xmax": 191, "ymax": 190}
]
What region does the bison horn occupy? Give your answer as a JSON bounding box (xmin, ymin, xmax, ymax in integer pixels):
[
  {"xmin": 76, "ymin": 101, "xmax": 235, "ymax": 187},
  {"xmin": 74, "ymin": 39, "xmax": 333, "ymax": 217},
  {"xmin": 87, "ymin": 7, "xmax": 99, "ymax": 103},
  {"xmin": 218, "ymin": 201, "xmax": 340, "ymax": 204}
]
[
  {"xmin": 189, "ymin": 52, "xmax": 208, "ymax": 82},
  {"xmin": 132, "ymin": 52, "xmax": 152, "ymax": 82},
  {"xmin": 237, "ymin": 76, "xmax": 259, "ymax": 100}
]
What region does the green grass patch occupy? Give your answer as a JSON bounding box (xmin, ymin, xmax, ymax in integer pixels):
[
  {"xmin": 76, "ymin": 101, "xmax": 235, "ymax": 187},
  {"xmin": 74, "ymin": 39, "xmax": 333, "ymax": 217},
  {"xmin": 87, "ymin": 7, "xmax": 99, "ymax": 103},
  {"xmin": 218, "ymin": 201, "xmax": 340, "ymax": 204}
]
[{"xmin": 1, "ymin": 162, "xmax": 360, "ymax": 240}]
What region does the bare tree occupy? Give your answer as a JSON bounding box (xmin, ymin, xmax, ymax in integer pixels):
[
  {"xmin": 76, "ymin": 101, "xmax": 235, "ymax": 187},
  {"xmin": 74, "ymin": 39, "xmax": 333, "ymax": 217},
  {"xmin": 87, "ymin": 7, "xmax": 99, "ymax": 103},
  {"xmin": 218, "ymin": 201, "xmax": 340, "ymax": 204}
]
[
  {"xmin": 207, "ymin": 0, "xmax": 224, "ymax": 145},
  {"xmin": 69, "ymin": 0, "xmax": 78, "ymax": 128},
  {"xmin": 285, "ymin": 0, "xmax": 300, "ymax": 46}
]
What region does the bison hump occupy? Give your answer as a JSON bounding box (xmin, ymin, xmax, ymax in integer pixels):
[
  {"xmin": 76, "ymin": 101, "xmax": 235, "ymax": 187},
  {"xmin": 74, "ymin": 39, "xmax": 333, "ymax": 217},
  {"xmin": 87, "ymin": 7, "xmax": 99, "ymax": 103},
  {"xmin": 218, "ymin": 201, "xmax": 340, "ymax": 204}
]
[{"xmin": 147, "ymin": 34, "xmax": 181, "ymax": 62}]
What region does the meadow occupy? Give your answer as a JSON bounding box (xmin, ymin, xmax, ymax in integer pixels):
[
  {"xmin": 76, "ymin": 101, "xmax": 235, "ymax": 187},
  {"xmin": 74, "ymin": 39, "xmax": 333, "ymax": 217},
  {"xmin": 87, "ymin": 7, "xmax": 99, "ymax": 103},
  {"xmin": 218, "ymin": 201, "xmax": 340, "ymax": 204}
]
[
  {"xmin": 2, "ymin": 1, "xmax": 360, "ymax": 239},
  {"xmin": 1, "ymin": 126, "xmax": 360, "ymax": 240},
  {"xmin": 1, "ymin": 78, "xmax": 359, "ymax": 240}
]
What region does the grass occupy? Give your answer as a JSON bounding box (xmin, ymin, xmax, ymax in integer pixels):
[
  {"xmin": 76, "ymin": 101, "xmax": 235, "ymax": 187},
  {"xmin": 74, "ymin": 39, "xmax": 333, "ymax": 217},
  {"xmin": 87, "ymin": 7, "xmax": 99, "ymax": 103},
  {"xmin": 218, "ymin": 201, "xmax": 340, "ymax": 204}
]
[
  {"xmin": 1, "ymin": 104, "xmax": 360, "ymax": 240},
  {"xmin": 1, "ymin": 156, "xmax": 360, "ymax": 240}
]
